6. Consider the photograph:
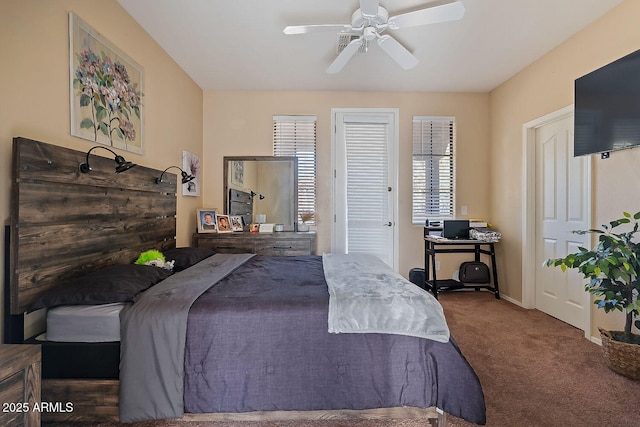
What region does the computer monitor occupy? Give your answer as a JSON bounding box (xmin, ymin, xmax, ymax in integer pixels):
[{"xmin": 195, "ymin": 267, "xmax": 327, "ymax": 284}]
[{"xmin": 442, "ymin": 220, "xmax": 470, "ymax": 240}]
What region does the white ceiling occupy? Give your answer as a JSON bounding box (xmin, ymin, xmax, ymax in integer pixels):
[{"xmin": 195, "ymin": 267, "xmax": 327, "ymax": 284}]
[{"xmin": 116, "ymin": 0, "xmax": 624, "ymax": 93}]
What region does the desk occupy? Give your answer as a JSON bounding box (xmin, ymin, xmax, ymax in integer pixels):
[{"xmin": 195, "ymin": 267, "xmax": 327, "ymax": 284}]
[{"xmin": 424, "ymin": 236, "xmax": 500, "ymax": 299}]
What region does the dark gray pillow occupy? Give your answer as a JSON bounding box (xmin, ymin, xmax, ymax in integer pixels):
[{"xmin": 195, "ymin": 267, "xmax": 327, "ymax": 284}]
[
  {"xmin": 163, "ymin": 247, "xmax": 215, "ymax": 272},
  {"xmin": 30, "ymin": 264, "xmax": 172, "ymax": 311}
]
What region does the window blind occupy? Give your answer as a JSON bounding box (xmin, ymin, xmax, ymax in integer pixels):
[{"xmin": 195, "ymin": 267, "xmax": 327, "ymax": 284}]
[
  {"xmin": 412, "ymin": 116, "xmax": 455, "ymax": 224},
  {"xmin": 343, "ymin": 120, "xmax": 390, "ymax": 259},
  {"xmin": 273, "ymin": 116, "xmax": 317, "ymax": 224}
]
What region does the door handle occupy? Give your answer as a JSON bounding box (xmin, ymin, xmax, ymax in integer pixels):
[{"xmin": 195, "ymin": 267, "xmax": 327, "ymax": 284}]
[{"xmin": 384, "ymin": 222, "xmax": 392, "ymax": 226}]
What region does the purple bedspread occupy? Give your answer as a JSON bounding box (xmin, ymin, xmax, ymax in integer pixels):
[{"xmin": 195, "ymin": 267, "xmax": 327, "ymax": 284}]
[{"xmin": 184, "ymin": 256, "xmax": 486, "ymax": 425}]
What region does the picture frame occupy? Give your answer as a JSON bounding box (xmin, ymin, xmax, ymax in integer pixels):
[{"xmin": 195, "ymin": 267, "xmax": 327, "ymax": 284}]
[
  {"xmin": 259, "ymin": 223, "xmax": 275, "ymax": 233},
  {"xmin": 197, "ymin": 209, "xmax": 218, "ymax": 233},
  {"xmin": 230, "ymin": 160, "xmax": 244, "ymax": 186},
  {"xmin": 69, "ymin": 13, "xmax": 144, "ymax": 154},
  {"xmin": 182, "ymin": 151, "xmax": 200, "ymax": 197},
  {"xmin": 230, "ymin": 215, "xmax": 244, "ymax": 232},
  {"xmin": 216, "ymin": 214, "xmax": 232, "ymax": 233}
]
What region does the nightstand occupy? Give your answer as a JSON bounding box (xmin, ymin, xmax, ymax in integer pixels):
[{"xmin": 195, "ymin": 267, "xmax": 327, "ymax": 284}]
[{"xmin": 0, "ymin": 344, "xmax": 41, "ymax": 426}]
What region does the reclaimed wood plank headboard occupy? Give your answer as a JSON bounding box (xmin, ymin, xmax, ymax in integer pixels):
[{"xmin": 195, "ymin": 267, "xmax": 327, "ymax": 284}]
[{"xmin": 9, "ymin": 137, "xmax": 177, "ymax": 315}]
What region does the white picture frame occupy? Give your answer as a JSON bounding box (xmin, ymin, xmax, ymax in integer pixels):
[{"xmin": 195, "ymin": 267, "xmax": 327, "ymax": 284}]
[
  {"xmin": 259, "ymin": 223, "xmax": 275, "ymax": 233},
  {"xmin": 197, "ymin": 209, "xmax": 218, "ymax": 233},
  {"xmin": 182, "ymin": 151, "xmax": 200, "ymax": 196},
  {"xmin": 230, "ymin": 215, "xmax": 244, "ymax": 232},
  {"xmin": 216, "ymin": 214, "xmax": 232, "ymax": 233}
]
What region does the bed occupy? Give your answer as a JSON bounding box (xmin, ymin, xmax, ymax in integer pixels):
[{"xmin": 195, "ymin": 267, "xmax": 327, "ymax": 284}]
[{"xmin": 6, "ymin": 137, "xmax": 486, "ymax": 425}]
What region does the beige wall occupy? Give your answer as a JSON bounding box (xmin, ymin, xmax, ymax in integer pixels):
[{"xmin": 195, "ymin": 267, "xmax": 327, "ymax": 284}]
[
  {"xmin": 203, "ymin": 91, "xmax": 491, "ymax": 280},
  {"xmin": 0, "ymin": 0, "xmax": 203, "ymax": 340},
  {"xmin": 489, "ymin": 0, "xmax": 640, "ymax": 336}
]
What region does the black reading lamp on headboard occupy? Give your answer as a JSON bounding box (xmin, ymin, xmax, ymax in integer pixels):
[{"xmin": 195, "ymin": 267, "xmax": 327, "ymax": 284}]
[
  {"xmin": 156, "ymin": 166, "xmax": 195, "ymax": 184},
  {"xmin": 79, "ymin": 146, "xmax": 137, "ymax": 173}
]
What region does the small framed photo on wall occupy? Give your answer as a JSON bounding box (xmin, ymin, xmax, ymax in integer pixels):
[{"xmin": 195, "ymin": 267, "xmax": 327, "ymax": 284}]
[
  {"xmin": 216, "ymin": 214, "xmax": 232, "ymax": 233},
  {"xmin": 197, "ymin": 209, "xmax": 218, "ymax": 233}
]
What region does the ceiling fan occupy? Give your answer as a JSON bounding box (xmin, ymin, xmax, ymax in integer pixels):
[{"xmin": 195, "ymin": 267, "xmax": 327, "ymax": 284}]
[{"xmin": 283, "ymin": 0, "xmax": 465, "ymax": 74}]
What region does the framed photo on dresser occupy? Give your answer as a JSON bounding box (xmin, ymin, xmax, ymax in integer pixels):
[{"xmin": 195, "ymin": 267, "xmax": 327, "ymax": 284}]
[
  {"xmin": 216, "ymin": 214, "xmax": 232, "ymax": 233},
  {"xmin": 230, "ymin": 215, "xmax": 244, "ymax": 231},
  {"xmin": 197, "ymin": 209, "xmax": 218, "ymax": 233}
]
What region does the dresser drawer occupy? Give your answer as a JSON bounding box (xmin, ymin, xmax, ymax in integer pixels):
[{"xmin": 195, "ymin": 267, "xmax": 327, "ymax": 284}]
[
  {"xmin": 207, "ymin": 239, "xmax": 255, "ymax": 254},
  {"xmin": 256, "ymin": 239, "xmax": 310, "ymax": 256},
  {"xmin": 193, "ymin": 231, "xmax": 316, "ymax": 256},
  {"xmin": 193, "ymin": 236, "xmax": 253, "ymax": 253}
]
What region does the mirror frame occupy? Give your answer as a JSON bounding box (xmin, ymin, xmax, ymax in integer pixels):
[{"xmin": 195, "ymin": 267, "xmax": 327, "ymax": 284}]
[{"xmin": 223, "ymin": 156, "xmax": 298, "ymax": 231}]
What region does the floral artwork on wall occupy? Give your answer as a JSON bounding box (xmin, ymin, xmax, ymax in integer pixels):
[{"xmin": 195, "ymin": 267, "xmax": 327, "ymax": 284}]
[
  {"xmin": 182, "ymin": 151, "xmax": 201, "ymax": 196},
  {"xmin": 69, "ymin": 13, "xmax": 144, "ymax": 154}
]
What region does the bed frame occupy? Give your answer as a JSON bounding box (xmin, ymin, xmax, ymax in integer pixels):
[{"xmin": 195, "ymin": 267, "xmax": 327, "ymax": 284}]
[{"xmin": 5, "ymin": 137, "xmax": 443, "ymax": 425}]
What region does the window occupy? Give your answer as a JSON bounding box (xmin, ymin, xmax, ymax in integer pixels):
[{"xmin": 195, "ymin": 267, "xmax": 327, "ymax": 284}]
[
  {"xmin": 412, "ymin": 116, "xmax": 455, "ymax": 225},
  {"xmin": 273, "ymin": 115, "xmax": 317, "ymax": 224}
]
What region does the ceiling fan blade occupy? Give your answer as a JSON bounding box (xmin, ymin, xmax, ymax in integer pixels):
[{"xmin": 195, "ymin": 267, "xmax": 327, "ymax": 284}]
[
  {"xmin": 284, "ymin": 24, "xmax": 353, "ymax": 35},
  {"xmin": 359, "ymin": 0, "xmax": 380, "ymax": 17},
  {"xmin": 388, "ymin": 1, "xmax": 465, "ymax": 29},
  {"xmin": 327, "ymin": 38, "xmax": 363, "ymax": 74},
  {"xmin": 377, "ymin": 35, "xmax": 419, "ymax": 70}
]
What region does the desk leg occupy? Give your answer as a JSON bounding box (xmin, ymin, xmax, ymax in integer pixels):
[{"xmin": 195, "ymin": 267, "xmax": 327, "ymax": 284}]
[
  {"xmin": 424, "ymin": 240, "xmax": 430, "ymax": 294},
  {"xmin": 424, "ymin": 240, "xmax": 438, "ymax": 299},
  {"xmin": 431, "ymin": 246, "xmax": 439, "ymax": 298},
  {"xmin": 490, "ymin": 243, "xmax": 500, "ymax": 299}
]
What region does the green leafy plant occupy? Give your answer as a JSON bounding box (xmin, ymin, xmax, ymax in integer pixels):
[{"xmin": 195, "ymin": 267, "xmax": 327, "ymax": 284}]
[{"xmin": 545, "ymin": 211, "xmax": 640, "ymax": 344}]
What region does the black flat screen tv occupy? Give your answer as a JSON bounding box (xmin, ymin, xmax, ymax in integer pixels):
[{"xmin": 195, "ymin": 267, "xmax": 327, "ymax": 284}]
[{"xmin": 574, "ymin": 48, "xmax": 640, "ymax": 157}]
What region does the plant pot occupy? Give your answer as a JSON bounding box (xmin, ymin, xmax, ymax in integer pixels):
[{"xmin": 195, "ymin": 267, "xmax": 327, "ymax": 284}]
[
  {"xmin": 298, "ymin": 223, "xmax": 309, "ymax": 232},
  {"xmin": 598, "ymin": 327, "xmax": 640, "ymax": 380}
]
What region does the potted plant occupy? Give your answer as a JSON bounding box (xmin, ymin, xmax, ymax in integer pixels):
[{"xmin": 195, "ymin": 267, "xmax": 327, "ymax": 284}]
[
  {"xmin": 298, "ymin": 211, "xmax": 314, "ymax": 232},
  {"xmin": 545, "ymin": 211, "xmax": 640, "ymax": 380}
]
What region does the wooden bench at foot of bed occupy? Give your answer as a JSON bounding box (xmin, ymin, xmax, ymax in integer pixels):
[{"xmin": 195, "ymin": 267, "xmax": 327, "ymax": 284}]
[{"xmin": 41, "ymin": 379, "xmax": 443, "ymax": 425}]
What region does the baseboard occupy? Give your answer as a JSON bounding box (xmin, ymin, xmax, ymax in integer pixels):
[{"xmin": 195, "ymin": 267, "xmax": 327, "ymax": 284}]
[
  {"xmin": 497, "ymin": 293, "xmax": 602, "ymax": 346},
  {"xmin": 498, "ymin": 293, "xmax": 523, "ymax": 307}
]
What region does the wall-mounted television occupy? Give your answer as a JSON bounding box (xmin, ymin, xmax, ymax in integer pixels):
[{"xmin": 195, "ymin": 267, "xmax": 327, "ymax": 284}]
[{"xmin": 574, "ymin": 48, "xmax": 640, "ymax": 157}]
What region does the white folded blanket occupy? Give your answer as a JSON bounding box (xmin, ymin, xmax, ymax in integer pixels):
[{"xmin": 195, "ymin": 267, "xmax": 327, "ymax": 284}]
[{"xmin": 323, "ymin": 253, "xmax": 450, "ymax": 343}]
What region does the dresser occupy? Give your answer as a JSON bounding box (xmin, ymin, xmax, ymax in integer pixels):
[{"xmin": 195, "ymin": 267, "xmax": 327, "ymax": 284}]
[
  {"xmin": 193, "ymin": 231, "xmax": 316, "ymax": 256},
  {"xmin": 0, "ymin": 344, "xmax": 41, "ymax": 426}
]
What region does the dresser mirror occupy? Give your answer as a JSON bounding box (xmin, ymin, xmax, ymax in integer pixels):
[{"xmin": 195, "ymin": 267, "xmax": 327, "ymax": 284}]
[{"xmin": 223, "ymin": 156, "xmax": 298, "ymax": 231}]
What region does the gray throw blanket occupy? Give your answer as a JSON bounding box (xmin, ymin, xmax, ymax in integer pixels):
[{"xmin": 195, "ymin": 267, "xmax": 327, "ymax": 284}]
[
  {"xmin": 119, "ymin": 253, "xmax": 254, "ymax": 422},
  {"xmin": 323, "ymin": 253, "xmax": 450, "ymax": 343}
]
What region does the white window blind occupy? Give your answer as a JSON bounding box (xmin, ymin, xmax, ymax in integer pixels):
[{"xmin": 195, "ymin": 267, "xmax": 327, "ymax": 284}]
[
  {"xmin": 273, "ymin": 115, "xmax": 317, "ymax": 224},
  {"xmin": 343, "ymin": 119, "xmax": 390, "ymax": 258},
  {"xmin": 412, "ymin": 116, "xmax": 455, "ymax": 224}
]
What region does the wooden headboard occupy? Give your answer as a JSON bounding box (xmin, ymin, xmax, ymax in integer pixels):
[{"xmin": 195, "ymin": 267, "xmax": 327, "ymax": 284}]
[{"xmin": 9, "ymin": 137, "xmax": 177, "ymax": 315}]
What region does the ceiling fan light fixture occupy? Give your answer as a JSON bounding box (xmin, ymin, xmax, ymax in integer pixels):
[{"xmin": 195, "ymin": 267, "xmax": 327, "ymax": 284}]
[{"xmin": 284, "ymin": 0, "xmax": 464, "ymax": 73}]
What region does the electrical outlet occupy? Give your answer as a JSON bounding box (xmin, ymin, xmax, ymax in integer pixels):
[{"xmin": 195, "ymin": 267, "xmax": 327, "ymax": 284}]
[
  {"xmin": 461, "ymin": 205, "xmax": 468, "ymax": 215},
  {"xmin": 435, "ymin": 261, "xmax": 440, "ymax": 271}
]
